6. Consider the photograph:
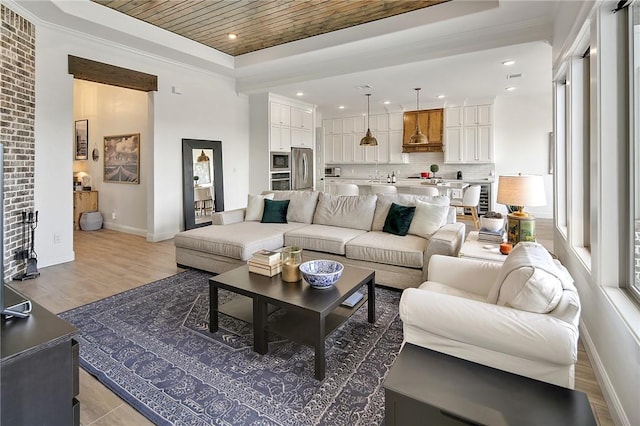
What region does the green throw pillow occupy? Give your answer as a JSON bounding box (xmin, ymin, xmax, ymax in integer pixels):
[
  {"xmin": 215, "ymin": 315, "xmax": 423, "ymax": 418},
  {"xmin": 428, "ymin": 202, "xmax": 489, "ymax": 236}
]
[
  {"xmin": 261, "ymin": 199, "xmax": 290, "ymax": 223},
  {"xmin": 383, "ymin": 203, "xmax": 416, "ymax": 236}
]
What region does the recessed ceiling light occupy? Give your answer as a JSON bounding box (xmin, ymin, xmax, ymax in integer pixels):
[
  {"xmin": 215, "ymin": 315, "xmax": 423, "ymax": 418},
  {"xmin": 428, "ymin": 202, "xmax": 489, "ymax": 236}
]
[
  {"xmin": 506, "ymin": 87, "xmax": 516, "ymax": 91},
  {"xmin": 436, "ymin": 95, "xmax": 445, "ymax": 99},
  {"xmin": 296, "ymin": 92, "xmax": 304, "ymax": 96},
  {"xmin": 383, "ymin": 101, "xmax": 391, "ymax": 105},
  {"xmin": 338, "ymin": 105, "xmax": 345, "ymax": 109},
  {"xmin": 502, "ymin": 60, "xmax": 516, "ymax": 66},
  {"xmin": 228, "ymin": 33, "xmax": 237, "ymax": 40}
]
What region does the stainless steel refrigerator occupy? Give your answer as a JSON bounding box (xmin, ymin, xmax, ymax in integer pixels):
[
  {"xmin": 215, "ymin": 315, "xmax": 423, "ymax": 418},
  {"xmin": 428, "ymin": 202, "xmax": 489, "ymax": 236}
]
[{"xmin": 291, "ymin": 147, "xmax": 314, "ymax": 190}]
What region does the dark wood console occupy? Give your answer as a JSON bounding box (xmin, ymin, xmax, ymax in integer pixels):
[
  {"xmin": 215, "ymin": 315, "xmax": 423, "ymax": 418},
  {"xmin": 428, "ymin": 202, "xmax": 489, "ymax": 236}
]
[{"xmin": 1, "ymin": 287, "xmax": 80, "ymax": 425}]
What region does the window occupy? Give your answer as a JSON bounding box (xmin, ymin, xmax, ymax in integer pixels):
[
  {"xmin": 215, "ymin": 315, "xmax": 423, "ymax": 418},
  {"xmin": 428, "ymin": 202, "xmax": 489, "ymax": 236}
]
[
  {"xmin": 631, "ymin": 3, "xmax": 640, "ymax": 300},
  {"xmin": 567, "ymin": 48, "xmax": 592, "ymax": 256},
  {"xmin": 555, "ymin": 79, "xmax": 568, "ymax": 232}
]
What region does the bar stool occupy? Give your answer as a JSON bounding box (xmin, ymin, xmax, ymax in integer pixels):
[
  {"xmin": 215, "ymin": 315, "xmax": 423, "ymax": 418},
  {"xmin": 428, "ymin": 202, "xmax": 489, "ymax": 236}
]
[
  {"xmin": 370, "ymin": 185, "xmax": 398, "ymax": 195},
  {"xmin": 410, "ymin": 186, "xmax": 440, "ymax": 196},
  {"xmin": 450, "ymin": 185, "xmax": 481, "ymax": 229},
  {"xmin": 332, "ymin": 183, "xmax": 359, "ymax": 195}
]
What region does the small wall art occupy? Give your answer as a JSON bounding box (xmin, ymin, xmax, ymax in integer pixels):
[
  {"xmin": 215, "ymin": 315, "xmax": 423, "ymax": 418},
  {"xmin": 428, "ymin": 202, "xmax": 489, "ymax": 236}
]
[
  {"xmin": 74, "ymin": 119, "xmax": 88, "ymax": 160},
  {"xmin": 103, "ymin": 133, "xmax": 140, "ymax": 184}
]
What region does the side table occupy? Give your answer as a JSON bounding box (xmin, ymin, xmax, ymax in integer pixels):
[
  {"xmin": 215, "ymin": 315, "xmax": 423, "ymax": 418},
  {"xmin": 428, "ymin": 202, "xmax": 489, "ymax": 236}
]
[{"xmin": 459, "ymin": 231, "xmax": 506, "ymax": 263}]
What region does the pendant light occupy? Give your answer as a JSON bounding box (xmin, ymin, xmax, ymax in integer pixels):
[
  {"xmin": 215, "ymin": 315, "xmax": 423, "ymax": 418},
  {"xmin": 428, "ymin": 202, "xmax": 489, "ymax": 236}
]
[
  {"xmin": 359, "ymin": 93, "xmax": 378, "ymax": 146},
  {"xmin": 197, "ymin": 150, "xmax": 210, "ymax": 162},
  {"xmin": 408, "ymin": 87, "xmax": 428, "ymax": 145}
]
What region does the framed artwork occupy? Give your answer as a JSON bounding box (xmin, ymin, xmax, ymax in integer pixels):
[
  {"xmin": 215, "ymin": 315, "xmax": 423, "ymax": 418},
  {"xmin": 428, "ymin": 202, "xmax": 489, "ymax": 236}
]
[
  {"xmin": 103, "ymin": 133, "xmax": 140, "ymax": 184},
  {"xmin": 74, "ymin": 119, "xmax": 88, "ymax": 160}
]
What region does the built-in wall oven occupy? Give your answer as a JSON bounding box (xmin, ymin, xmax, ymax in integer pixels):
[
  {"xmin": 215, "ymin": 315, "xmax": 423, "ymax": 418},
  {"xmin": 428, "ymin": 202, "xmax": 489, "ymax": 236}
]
[
  {"xmin": 270, "ymin": 152, "xmax": 290, "ymax": 171},
  {"xmin": 270, "ymin": 172, "xmax": 291, "ymax": 190}
]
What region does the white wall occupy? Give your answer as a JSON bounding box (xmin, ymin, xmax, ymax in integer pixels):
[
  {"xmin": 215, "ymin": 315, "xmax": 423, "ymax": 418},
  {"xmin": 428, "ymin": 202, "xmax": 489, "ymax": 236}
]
[
  {"xmin": 552, "ymin": 2, "xmax": 638, "ymax": 425},
  {"xmin": 73, "ymin": 80, "xmax": 149, "ymax": 235},
  {"xmin": 494, "ymin": 93, "xmax": 553, "ymax": 218},
  {"xmin": 34, "ymin": 23, "xmax": 250, "ymax": 267}
]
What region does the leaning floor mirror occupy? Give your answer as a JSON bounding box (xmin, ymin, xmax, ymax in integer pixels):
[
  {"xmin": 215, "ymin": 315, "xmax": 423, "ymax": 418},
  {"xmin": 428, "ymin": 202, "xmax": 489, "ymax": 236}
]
[{"xmin": 182, "ymin": 139, "xmax": 224, "ymax": 230}]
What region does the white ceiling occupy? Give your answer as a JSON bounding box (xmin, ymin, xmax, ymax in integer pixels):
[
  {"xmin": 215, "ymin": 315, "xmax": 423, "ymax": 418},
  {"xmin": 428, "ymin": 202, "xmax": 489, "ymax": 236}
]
[
  {"xmin": 11, "ymin": 0, "xmax": 557, "ymax": 117},
  {"xmin": 267, "ymin": 41, "xmax": 552, "ymax": 117}
]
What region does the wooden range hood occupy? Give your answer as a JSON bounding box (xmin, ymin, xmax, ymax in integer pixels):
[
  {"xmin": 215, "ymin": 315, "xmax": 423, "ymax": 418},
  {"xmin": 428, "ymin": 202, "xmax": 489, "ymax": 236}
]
[{"xmin": 402, "ymin": 108, "xmax": 443, "ymax": 153}]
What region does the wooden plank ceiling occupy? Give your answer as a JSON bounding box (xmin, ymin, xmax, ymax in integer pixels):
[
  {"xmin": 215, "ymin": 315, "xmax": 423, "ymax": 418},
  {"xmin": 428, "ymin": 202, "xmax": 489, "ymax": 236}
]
[{"xmin": 92, "ymin": 0, "xmax": 449, "ymax": 56}]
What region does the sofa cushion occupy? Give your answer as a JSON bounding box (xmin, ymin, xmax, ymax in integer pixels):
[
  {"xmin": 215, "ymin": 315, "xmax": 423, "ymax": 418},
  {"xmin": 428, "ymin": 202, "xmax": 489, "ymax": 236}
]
[
  {"xmin": 312, "ymin": 193, "xmax": 377, "ymax": 231},
  {"xmin": 407, "ymin": 200, "xmax": 450, "ymax": 239},
  {"xmin": 345, "ymin": 231, "xmax": 427, "ymax": 268},
  {"xmin": 269, "ymin": 190, "xmax": 320, "ymax": 224},
  {"xmin": 383, "ymin": 203, "xmax": 416, "ymax": 236},
  {"xmin": 284, "ymin": 224, "xmax": 367, "ymax": 255},
  {"xmin": 245, "ymin": 193, "xmax": 275, "ymax": 221},
  {"xmin": 261, "ymin": 199, "xmax": 290, "ymax": 223},
  {"xmin": 487, "ymin": 242, "xmax": 564, "ymax": 314},
  {"xmin": 372, "ymin": 194, "xmax": 450, "ymax": 231},
  {"xmin": 174, "ymin": 221, "xmax": 306, "ymax": 261}
]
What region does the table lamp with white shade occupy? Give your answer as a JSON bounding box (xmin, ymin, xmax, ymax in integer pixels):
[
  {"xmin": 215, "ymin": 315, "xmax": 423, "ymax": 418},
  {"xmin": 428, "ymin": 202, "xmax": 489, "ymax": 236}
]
[{"xmin": 496, "ymin": 174, "xmax": 546, "ymax": 245}]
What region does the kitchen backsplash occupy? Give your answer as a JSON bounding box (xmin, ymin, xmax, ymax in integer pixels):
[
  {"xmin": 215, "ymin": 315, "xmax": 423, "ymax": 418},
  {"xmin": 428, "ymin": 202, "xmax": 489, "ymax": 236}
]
[{"xmin": 329, "ymin": 152, "xmax": 495, "ymax": 181}]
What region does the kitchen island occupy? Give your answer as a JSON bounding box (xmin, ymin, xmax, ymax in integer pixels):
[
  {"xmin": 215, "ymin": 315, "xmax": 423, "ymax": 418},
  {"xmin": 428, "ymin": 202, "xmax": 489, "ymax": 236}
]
[{"xmin": 322, "ymin": 177, "xmax": 494, "ymax": 214}]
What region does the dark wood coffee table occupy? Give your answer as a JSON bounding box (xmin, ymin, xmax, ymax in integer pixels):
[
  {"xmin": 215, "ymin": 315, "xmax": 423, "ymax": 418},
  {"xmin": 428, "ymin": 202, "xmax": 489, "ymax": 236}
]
[{"xmin": 209, "ymin": 264, "xmax": 376, "ymax": 380}]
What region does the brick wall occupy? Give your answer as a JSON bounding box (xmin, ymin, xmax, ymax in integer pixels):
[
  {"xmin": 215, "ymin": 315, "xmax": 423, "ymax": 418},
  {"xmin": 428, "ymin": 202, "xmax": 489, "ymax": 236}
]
[{"xmin": 1, "ymin": 5, "xmax": 36, "ymax": 281}]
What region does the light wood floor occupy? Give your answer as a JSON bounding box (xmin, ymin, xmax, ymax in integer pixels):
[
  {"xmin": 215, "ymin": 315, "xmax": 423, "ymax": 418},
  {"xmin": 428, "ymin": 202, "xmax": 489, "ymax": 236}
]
[{"xmin": 8, "ymin": 227, "xmax": 613, "ymax": 425}]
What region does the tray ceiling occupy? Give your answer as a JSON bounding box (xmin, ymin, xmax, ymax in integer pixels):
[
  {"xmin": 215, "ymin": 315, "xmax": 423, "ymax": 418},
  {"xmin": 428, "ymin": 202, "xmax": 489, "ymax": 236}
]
[{"xmin": 92, "ymin": 0, "xmax": 448, "ymax": 56}]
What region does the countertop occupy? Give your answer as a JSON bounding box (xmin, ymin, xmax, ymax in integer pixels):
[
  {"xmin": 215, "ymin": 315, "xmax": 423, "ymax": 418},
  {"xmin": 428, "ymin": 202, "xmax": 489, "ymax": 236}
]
[{"xmin": 322, "ymin": 177, "xmax": 494, "ymax": 187}]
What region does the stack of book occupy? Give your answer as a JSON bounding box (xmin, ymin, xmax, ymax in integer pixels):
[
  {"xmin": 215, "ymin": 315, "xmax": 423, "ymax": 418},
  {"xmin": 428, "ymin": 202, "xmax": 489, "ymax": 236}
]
[
  {"xmin": 478, "ymin": 228, "xmax": 506, "ymax": 243},
  {"xmin": 247, "ymin": 249, "xmax": 282, "ymax": 277}
]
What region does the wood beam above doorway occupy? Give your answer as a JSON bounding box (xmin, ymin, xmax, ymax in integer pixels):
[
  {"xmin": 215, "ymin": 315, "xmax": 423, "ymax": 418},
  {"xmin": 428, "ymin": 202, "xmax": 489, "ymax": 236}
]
[{"xmin": 68, "ymin": 55, "xmax": 158, "ymax": 92}]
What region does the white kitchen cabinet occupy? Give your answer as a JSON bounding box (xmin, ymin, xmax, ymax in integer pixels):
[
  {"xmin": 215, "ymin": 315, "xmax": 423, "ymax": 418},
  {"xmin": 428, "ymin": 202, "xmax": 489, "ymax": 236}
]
[
  {"xmin": 388, "ymin": 113, "xmax": 408, "ymax": 163},
  {"xmin": 342, "ymin": 134, "xmax": 357, "ymax": 163},
  {"xmin": 270, "ymin": 102, "xmax": 291, "ymax": 126},
  {"xmin": 463, "ymin": 104, "xmax": 492, "ymax": 125},
  {"xmin": 373, "ymin": 132, "xmax": 390, "ymax": 163},
  {"xmin": 444, "ymin": 127, "xmax": 463, "ymax": 162},
  {"xmin": 250, "ymin": 93, "xmax": 315, "ymax": 194},
  {"xmin": 389, "ymin": 130, "xmax": 409, "ymax": 163},
  {"xmin": 270, "ymin": 124, "xmax": 291, "ymax": 152},
  {"xmin": 323, "ymin": 113, "xmax": 406, "ymax": 165},
  {"xmin": 444, "ymin": 104, "xmax": 493, "ymax": 163},
  {"xmin": 329, "ymin": 118, "xmax": 343, "ymax": 134},
  {"xmin": 476, "ymin": 126, "xmax": 493, "ymax": 162},
  {"xmin": 343, "ymin": 116, "xmax": 365, "ymax": 134},
  {"xmin": 445, "ymin": 107, "xmax": 463, "ymax": 127},
  {"xmin": 371, "ymin": 114, "xmax": 389, "ymax": 132},
  {"xmin": 389, "ymin": 112, "xmax": 403, "ymax": 131},
  {"xmin": 325, "ymin": 134, "xmax": 344, "ymax": 163},
  {"xmin": 291, "ymin": 107, "xmax": 312, "ymax": 129},
  {"xmin": 291, "ymin": 127, "xmax": 313, "ymax": 148}
]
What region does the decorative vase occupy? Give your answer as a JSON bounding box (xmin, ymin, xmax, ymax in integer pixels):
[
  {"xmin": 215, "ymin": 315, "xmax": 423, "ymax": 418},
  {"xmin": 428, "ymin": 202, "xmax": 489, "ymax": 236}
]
[
  {"xmin": 499, "ymin": 242, "xmax": 513, "ymax": 255},
  {"xmin": 281, "ymin": 246, "xmax": 302, "ymax": 282}
]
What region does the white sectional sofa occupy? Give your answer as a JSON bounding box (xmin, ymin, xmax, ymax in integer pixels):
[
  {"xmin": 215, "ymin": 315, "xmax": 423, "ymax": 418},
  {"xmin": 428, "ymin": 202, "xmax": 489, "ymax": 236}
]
[
  {"xmin": 175, "ymin": 190, "xmax": 465, "ymax": 290},
  {"xmin": 400, "ymin": 242, "xmax": 581, "ymax": 388}
]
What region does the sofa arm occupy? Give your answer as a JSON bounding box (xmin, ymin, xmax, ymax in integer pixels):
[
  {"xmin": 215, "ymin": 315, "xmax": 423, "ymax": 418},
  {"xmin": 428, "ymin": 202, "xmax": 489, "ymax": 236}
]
[
  {"xmin": 212, "ymin": 208, "xmax": 245, "ymax": 225},
  {"xmin": 422, "ymin": 222, "xmax": 465, "ymax": 281},
  {"xmin": 399, "ymin": 288, "xmax": 579, "ymax": 366},
  {"xmin": 428, "ymin": 255, "xmax": 501, "ymax": 296}
]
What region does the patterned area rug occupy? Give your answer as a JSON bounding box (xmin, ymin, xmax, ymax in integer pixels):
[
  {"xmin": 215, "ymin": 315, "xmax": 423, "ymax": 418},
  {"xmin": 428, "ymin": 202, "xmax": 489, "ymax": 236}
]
[{"xmin": 60, "ymin": 269, "xmax": 403, "ymax": 425}]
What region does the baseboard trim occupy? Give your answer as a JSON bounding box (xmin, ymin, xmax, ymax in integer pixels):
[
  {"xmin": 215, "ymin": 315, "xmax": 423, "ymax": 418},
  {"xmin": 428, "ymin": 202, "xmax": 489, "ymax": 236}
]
[
  {"xmin": 579, "ymin": 323, "xmax": 630, "ymax": 426},
  {"xmin": 102, "ymin": 222, "xmax": 146, "ymax": 237}
]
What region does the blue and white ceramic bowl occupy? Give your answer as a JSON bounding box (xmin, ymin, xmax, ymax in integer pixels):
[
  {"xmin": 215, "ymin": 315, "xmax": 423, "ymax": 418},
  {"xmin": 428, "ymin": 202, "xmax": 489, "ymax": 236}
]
[{"xmin": 299, "ymin": 260, "xmax": 344, "ymax": 289}]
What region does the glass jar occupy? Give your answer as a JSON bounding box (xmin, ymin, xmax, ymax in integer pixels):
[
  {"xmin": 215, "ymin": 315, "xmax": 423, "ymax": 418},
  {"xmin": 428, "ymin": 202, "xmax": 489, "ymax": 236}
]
[{"xmin": 281, "ymin": 246, "xmax": 302, "ymax": 282}]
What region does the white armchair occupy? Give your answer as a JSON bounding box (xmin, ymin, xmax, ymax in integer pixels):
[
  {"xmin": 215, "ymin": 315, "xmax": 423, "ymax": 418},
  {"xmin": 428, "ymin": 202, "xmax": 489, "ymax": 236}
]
[{"xmin": 399, "ymin": 242, "xmax": 580, "ymax": 389}]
